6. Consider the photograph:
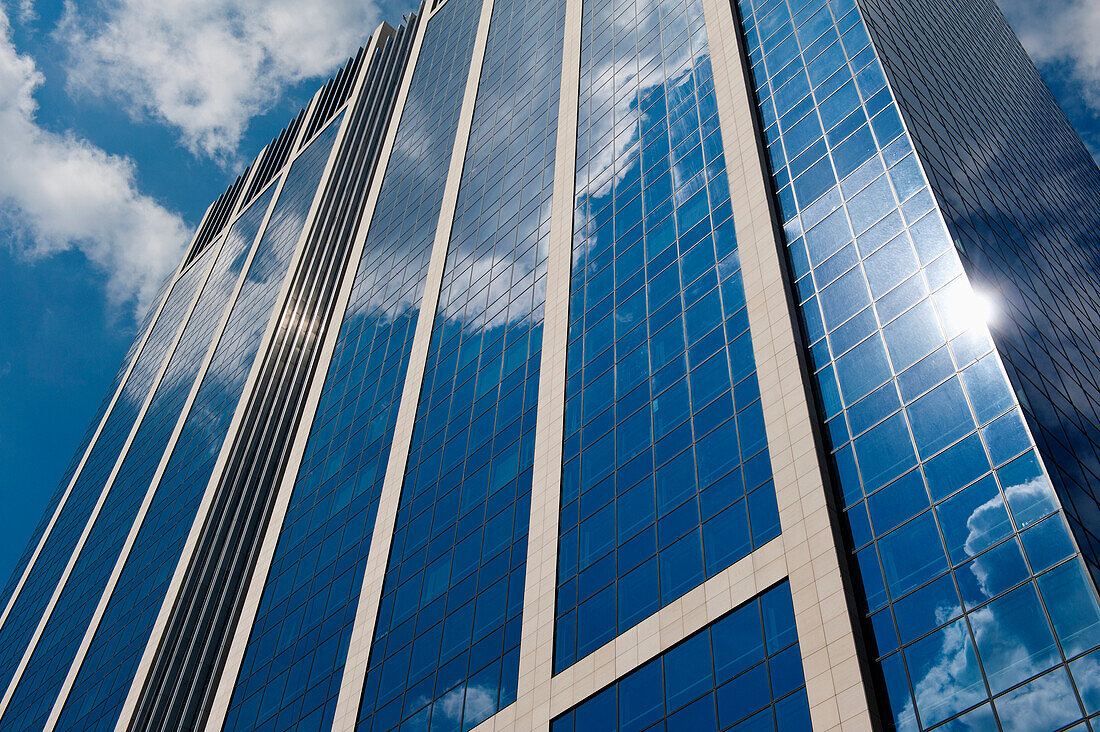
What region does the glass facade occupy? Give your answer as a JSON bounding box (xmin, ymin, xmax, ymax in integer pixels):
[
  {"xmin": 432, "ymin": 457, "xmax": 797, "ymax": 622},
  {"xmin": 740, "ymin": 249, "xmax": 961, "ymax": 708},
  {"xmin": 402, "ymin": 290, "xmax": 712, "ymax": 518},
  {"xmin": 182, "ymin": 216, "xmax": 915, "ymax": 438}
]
[
  {"xmin": 552, "ymin": 582, "xmax": 810, "ymax": 732},
  {"xmin": 734, "ymin": 0, "xmax": 1100, "ymax": 727},
  {"xmin": 356, "ymin": 0, "xmax": 563, "ymax": 727},
  {"xmin": 2, "ymin": 0, "xmax": 1100, "ymax": 728},
  {"xmin": 0, "ymin": 274, "xmax": 172, "ymax": 614},
  {"xmin": 224, "ymin": 6, "xmax": 478, "ymax": 729},
  {"xmin": 854, "ymin": 0, "xmax": 1100, "ymax": 593},
  {"xmin": 555, "ymin": 0, "xmax": 779, "ymax": 672},
  {"xmin": 0, "ymin": 187, "xmax": 278, "ymax": 732},
  {"xmin": 0, "ymin": 252, "xmax": 208, "ymax": 697},
  {"xmin": 55, "ymin": 119, "xmax": 342, "ymax": 732}
]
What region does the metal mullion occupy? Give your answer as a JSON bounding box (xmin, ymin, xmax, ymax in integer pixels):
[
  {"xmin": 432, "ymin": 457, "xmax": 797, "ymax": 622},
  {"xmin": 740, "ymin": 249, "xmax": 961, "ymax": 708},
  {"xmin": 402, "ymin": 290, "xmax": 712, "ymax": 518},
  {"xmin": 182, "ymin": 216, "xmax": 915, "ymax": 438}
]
[
  {"xmin": 167, "ymin": 144, "xmax": 356, "ymax": 728},
  {"xmin": 40, "ymin": 162, "xmax": 291, "ymax": 732},
  {"xmin": 126, "ymin": 31, "xmax": 399, "ymax": 730},
  {"xmin": 0, "ymin": 217, "xmax": 228, "ymax": 725},
  {"xmin": 113, "ymin": 69, "xmax": 344, "ymax": 732},
  {"xmin": 202, "ymin": 14, "xmax": 427, "ymax": 729},
  {"xmin": 138, "ymin": 149, "xmax": 348, "ymax": 729}
]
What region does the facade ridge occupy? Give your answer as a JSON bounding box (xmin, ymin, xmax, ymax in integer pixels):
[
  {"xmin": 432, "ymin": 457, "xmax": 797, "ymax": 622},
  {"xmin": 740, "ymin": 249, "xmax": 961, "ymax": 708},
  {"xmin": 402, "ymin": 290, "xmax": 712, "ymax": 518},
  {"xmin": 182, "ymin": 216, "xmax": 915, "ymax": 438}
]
[{"xmin": 3, "ymin": 0, "xmax": 1100, "ymax": 730}]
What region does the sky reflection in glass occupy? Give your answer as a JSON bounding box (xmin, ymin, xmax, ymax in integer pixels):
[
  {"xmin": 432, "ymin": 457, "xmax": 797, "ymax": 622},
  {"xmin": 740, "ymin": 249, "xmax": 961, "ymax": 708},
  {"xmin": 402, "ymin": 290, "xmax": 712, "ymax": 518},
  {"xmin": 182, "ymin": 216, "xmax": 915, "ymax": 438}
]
[{"xmin": 736, "ymin": 0, "xmax": 1100, "ymax": 727}]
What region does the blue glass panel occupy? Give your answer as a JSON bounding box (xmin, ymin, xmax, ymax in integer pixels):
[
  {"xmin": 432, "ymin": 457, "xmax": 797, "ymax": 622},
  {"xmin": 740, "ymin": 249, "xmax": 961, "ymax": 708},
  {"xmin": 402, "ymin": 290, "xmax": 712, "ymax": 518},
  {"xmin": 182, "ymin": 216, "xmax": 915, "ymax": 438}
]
[
  {"xmin": 552, "ymin": 582, "xmax": 807, "ymax": 730},
  {"xmin": 0, "ymin": 185, "xmax": 277, "ymax": 732},
  {"xmin": 855, "ymin": 0, "xmax": 1100, "ymax": 626},
  {"xmin": 735, "ymin": 0, "xmax": 1100, "ymax": 726},
  {"xmin": 57, "ymin": 119, "xmax": 343, "ymax": 732},
  {"xmin": 0, "ymin": 274, "xmax": 172, "ymax": 613},
  {"xmin": 556, "ymin": 0, "xmax": 779, "ymax": 674},
  {"xmin": 356, "ymin": 0, "xmax": 565, "ymax": 727},
  {"xmin": 225, "ymin": 6, "xmax": 484, "ymax": 730},
  {"xmin": 0, "ymin": 240, "xmax": 207, "ymax": 697}
]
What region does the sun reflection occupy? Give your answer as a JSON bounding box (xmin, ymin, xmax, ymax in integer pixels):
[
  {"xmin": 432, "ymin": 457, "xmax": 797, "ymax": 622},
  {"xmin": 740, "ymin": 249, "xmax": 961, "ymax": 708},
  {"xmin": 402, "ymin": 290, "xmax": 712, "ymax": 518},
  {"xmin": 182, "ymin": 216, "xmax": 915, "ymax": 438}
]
[{"xmin": 969, "ymin": 289, "xmax": 996, "ymax": 328}]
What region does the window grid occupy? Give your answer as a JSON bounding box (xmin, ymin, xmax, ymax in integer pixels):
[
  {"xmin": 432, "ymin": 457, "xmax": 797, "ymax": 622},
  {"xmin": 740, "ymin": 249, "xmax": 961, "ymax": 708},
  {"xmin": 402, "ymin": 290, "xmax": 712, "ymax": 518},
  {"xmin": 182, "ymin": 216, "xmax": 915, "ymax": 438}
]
[
  {"xmin": 0, "ymin": 273, "xmax": 172, "ymax": 615},
  {"xmin": 551, "ymin": 581, "xmax": 811, "ymax": 732},
  {"xmin": 735, "ymin": 0, "xmax": 1100, "ymax": 728},
  {"xmin": 0, "ymin": 249, "xmax": 207, "ymax": 699},
  {"xmin": 0, "ymin": 200, "xmax": 272, "ymax": 731},
  {"xmin": 356, "ymin": 0, "xmax": 565, "ymax": 727},
  {"xmin": 554, "ymin": 0, "xmax": 780, "ymax": 673},
  {"xmin": 57, "ymin": 119, "xmax": 343, "ymax": 732},
  {"xmin": 224, "ymin": 7, "xmax": 484, "ymax": 730},
  {"xmin": 2, "ymin": 186, "xmax": 280, "ymax": 732},
  {"xmin": 859, "ymin": 0, "xmax": 1100, "ymax": 612}
]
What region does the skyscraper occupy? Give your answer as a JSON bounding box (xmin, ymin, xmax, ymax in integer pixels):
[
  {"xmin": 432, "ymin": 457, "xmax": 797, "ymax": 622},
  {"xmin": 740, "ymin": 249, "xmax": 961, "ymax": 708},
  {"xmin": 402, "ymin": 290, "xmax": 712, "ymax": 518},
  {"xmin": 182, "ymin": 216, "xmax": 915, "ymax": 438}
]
[{"xmin": 3, "ymin": 0, "xmax": 1100, "ymax": 728}]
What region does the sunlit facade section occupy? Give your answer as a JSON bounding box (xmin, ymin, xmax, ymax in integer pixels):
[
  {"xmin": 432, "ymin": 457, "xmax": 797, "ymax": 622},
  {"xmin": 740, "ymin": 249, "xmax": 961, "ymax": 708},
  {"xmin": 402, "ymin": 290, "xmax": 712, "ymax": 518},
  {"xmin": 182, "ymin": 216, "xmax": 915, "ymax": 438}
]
[{"xmin": 0, "ymin": 0, "xmax": 1098, "ymax": 729}]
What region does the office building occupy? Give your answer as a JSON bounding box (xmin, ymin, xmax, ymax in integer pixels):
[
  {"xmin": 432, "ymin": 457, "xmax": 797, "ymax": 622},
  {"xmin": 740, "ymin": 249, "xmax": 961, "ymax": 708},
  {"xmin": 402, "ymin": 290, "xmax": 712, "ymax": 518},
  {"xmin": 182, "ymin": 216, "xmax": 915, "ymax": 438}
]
[{"xmin": 2, "ymin": 0, "xmax": 1100, "ymax": 728}]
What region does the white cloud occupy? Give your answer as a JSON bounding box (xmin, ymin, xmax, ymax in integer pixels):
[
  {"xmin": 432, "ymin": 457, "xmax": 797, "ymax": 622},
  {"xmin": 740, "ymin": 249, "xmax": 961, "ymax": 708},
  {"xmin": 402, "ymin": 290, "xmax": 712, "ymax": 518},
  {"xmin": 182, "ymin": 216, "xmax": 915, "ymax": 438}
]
[
  {"xmin": 435, "ymin": 682, "xmax": 496, "ymax": 728},
  {"xmin": 60, "ymin": 0, "xmax": 380, "ymax": 160},
  {"xmin": 0, "ymin": 6, "xmax": 189, "ymax": 314},
  {"xmin": 997, "ymin": 0, "xmax": 1100, "ymax": 113},
  {"xmin": 889, "ymin": 466, "xmax": 1100, "ymax": 730}
]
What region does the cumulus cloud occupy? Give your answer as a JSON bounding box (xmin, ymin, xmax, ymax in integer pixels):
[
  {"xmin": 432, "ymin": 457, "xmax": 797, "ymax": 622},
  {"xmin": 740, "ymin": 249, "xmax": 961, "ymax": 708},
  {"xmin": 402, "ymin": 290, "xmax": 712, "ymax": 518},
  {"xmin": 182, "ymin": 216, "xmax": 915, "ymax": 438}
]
[
  {"xmin": 0, "ymin": 6, "xmax": 189, "ymax": 314},
  {"xmin": 997, "ymin": 0, "xmax": 1100, "ymax": 116},
  {"xmin": 888, "ymin": 466, "xmax": 1100, "ymax": 730},
  {"xmin": 59, "ymin": 0, "xmax": 380, "ymax": 160},
  {"xmin": 433, "ymin": 682, "xmax": 496, "ymax": 729},
  {"xmin": 17, "ymin": 0, "xmax": 34, "ymax": 24}
]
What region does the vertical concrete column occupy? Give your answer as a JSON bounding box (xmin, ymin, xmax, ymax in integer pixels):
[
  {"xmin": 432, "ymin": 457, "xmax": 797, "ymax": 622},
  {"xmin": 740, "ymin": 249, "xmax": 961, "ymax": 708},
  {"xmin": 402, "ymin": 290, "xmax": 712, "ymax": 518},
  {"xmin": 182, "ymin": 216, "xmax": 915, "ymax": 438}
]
[
  {"xmin": 477, "ymin": 0, "xmax": 581, "ymax": 728},
  {"xmin": 113, "ymin": 42, "xmax": 373, "ymax": 732},
  {"xmin": 698, "ymin": 0, "xmax": 877, "ymax": 729},
  {"xmin": 329, "ymin": 0, "xmax": 499, "ymax": 728}
]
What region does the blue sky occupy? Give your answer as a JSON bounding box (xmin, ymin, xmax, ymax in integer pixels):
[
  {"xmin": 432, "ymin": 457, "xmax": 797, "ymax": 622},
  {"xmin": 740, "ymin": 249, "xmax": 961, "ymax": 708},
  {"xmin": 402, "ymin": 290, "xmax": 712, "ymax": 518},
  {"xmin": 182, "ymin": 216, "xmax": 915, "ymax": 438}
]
[{"xmin": 0, "ymin": 0, "xmax": 1096, "ymax": 590}]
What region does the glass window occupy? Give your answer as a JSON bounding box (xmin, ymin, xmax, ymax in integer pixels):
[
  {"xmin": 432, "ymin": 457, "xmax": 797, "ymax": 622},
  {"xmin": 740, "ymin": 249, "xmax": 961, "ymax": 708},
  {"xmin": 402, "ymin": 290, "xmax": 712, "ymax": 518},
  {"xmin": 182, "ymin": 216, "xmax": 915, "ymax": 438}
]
[
  {"xmin": 557, "ymin": 0, "xmax": 779, "ymax": 673},
  {"xmin": 1019, "ymin": 515, "xmax": 1075, "ymax": 573},
  {"xmin": 973, "ymin": 584, "xmax": 1058, "ymax": 693},
  {"xmin": 906, "ymin": 377, "xmax": 974, "ymax": 458},
  {"xmin": 998, "ymin": 452, "xmax": 1058, "ymax": 529},
  {"xmin": 903, "ymin": 619, "xmax": 985, "ymax": 727},
  {"xmin": 955, "ymin": 538, "xmax": 1029, "ymax": 609},
  {"xmin": 835, "ymin": 334, "xmax": 892, "ymax": 405},
  {"xmin": 553, "ymin": 583, "xmax": 805, "ymax": 731},
  {"xmin": 892, "ymin": 573, "xmax": 961, "ymax": 644},
  {"xmin": 735, "ymin": 0, "xmax": 1100, "ymax": 726},
  {"xmin": 867, "ymin": 469, "xmax": 928, "ymax": 535},
  {"xmin": 936, "ymin": 476, "xmax": 1011, "ymax": 564},
  {"xmin": 357, "ymin": 0, "xmax": 562, "ymax": 726},
  {"xmin": 922, "ymin": 432, "xmax": 988, "ymax": 502},
  {"xmin": 994, "ymin": 667, "xmax": 1080, "ymax": 732},
  {"xmin": 855, "ymin": 412, "xmax": 917, "ymax": 493},
  {"xmin": 1037, "ymin": 561, "xmax": 1100, "ymax": 658},
  {"xmin": 878, "ymin": 511, "xmax": 947, "ymax": 596},
  {"xmin": 882, "ymin": 299, "xmax": 944, "ymax": 373}
]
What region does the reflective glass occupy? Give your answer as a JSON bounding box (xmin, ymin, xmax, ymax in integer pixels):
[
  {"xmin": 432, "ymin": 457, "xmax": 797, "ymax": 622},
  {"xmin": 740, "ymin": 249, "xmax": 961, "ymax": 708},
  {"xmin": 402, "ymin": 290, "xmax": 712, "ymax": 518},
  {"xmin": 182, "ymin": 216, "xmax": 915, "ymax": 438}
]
[
  {"xmin": 556, "ymin": 0, "xmax": 779, "ymax": 673},
  {"xmin": 0, "ymin": 240, "xmax": 208, "ymax": 698},
  {"xmin": 0, "ymin": 186, "xmax": 277, "ymax": 732},
  {"xmin": 0, "ymin": 274, "xmax": 172, "ymax": 613},
  {"xmin": 58, "ymin": 118, "xmax": 343, "ymax": 732},
  {"xmin": 356, "ymin": 0, "xmax": 565, "ymax": 727},
  {"xmin": 225, "ymin": 8, "xmax": 483, "ymax": 731},
  {"xmin": 856, "ymin": 0, "xmax": 1100, "ymax": 627},
  {"xmin": 735, "ymin": 0, "xmax": 1100, "ymax": 726},
  {"xmin": 552, "ymin": 582, "xmax": 807, "ymax": 731}
]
